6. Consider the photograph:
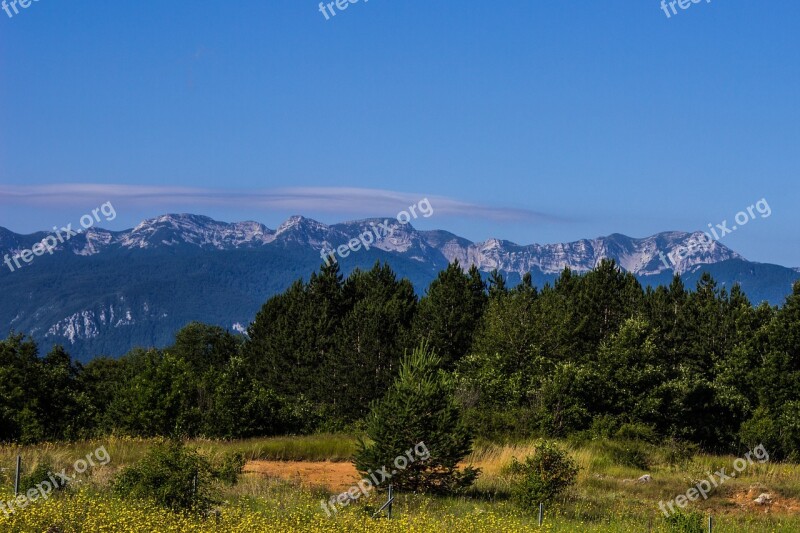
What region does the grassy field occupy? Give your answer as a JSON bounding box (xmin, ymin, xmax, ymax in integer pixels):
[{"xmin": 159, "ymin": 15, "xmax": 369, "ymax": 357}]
[{"xmin": 1, "ymin": 435, "xmax": 799, "ymax": 532}]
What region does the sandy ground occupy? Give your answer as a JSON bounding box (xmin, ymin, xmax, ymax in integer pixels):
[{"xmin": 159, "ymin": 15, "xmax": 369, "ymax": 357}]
[{"xmin": 244, "ymin": 460, "xmax": 360, "ymax": 492}]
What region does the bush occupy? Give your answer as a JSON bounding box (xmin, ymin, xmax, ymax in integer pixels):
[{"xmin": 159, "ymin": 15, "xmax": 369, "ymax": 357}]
[
  {"xmin": 740, "ymin": 406, "xmax": 784, "ymax": 459},
  {"xmin": 588, "ymin": 415, "xmax": 621, "ymax": 439},
  {"xmin": 505, "ymin": 440, "xmax": 579, "ymax": 508},
  {"xmin": 112, "ymin": 441, "xmax": 215, "ymax": 512},
  {"xmin": 19, "ymin": 462, "xmax": 68, "ymax": 494},
  {"xmin": 614, "ymin": 423, "xmax": 657, "ymax": 443},
  {"xmin": 664, "ymin": 510, "xmax": 704, "ymax": 532},
  {"xmin": 600, "ymin": 440, "xmax": 651, "ymax": 470},
  {"xmin": 661, "ymin": 438, "xmax": 698, "ymax": 467},
  {"xmin": 778, "ymin": 401, "xmax": 800, "ymax": 462},
  {"xmin": 215, "ymin": 452, "xmax": 245, "ymax": 486},
  {"xmin": 463, "ymin": 406, "xmax": 538, "ymax": 441}
]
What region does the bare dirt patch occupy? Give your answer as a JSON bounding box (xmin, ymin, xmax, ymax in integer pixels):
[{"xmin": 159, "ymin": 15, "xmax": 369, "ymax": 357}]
[
  {"xmin": 728, "ymin": 486, "xmax": 800, "ymax": 514},
  {"xmin": 245, "ymin": 460, "xmax": 360, "ymax": 493}
]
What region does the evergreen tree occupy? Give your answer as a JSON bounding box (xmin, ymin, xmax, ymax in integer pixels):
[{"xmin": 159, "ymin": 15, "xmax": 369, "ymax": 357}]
[
  {"xmin": 570, "ymin": 259, "xmax": 643, "ymax": 358},
  {"xmin": 412, "ymin": 260, "xmax": 487, "ymax": 368},
  {"xmin": 329, "ymin": 263, "xmax": 417, "ymax": 422},
  {"xmin": 354, "ymin": 342, "xmax": 479, "ymax": 493},
  {"xmin": 0, "ymin": 334, "xmax": 44, "ymax": 443},
  {"xmin": 760, "ymin": 281, "xmax": 800, "ymax": 410},
  {"xmin": 244, "ymin": 280, "xmax": 313, "ymax": 397},
  {"xmin": 593, "ymin": 317, "xmax": 663, "ymax": 422},
  {"xmin": 38, "ymin": 345, "xmax": 84, "ymax": 440},
  {"xmin": 487, "ymin": 268, "xmax": 507, "ymax": 299}
]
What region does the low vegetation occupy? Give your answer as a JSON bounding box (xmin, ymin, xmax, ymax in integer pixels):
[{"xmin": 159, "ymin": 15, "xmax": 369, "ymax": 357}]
[
  {"xmin": 1, "ymin": 435, "xmax": 800, "ymax": 532},
  {"xmin": 505, "ymin": 440, "xmax": 580, "ymax": 507}
]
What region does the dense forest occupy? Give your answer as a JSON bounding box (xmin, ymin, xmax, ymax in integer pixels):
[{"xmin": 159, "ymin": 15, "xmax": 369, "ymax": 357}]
[{"xmin": 2, "ymin": 260, "xmax": 799, "ymax": 459}]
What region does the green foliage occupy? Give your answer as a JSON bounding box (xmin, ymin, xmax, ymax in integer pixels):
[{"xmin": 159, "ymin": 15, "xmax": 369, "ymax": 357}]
[
  {"xmin": 505, "ymin": 440, "xmax": 579, "ymax": 507},
  {"xmin": 2, "ymin": 261, "xmax": 800, "ymax": 462},
  {"xmin": 214, "ymin": 452, "xmax": 245, "ymax": 486},
  {"xmin": 245, "ymin": 261, "xmax": 417, "ymax": 427},
  {"xmin": 0, "ymin": 335, "xmax": 85, "ymax": 443},
  {"xmin": 614, "ymin": 423, "xmax": 658, "ymax": 443},
  {"xmin": 778, "ymin": 401, "xmax": 800, "ymax": 462},
  {"xmin": 660, "ymin": 438, "xmax": 699, "ymax": 467},
  {"xmin": 664, "ymin": 510, "xmax": 704, "ymax": 532},
  {"xmin": 112, "ymin": 441, "xmax": 215, "ymax": 513},
  {"xmin": 354, "ymin": 342, "xmax": 479, "ymax": 494},
  {"xmin": 412, "ymin": 261, "xmax": 487, "ymax": 369},
  {"xmin": 598, "ymin": 440, "xmax": 651, "ymax": 470},
  {"xmin": 744, "ymin": 402, "xmax": 800, "ymax": 461},
  {"xmin": 740, "ymin": 406, "xmax": 781, "ymax": 458},
  {"xmin": 533, "ymin": 362, "xmax": 596, "ymax": 436},
  {"xmin": 19, "ymin": 462, "xmax": 68, "ymax": 494}
]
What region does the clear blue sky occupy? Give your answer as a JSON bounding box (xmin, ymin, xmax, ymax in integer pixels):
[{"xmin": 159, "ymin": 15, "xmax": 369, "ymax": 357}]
[{"xmin": 1, "ymin": 1, "xmax": 798, "ymax": 266}]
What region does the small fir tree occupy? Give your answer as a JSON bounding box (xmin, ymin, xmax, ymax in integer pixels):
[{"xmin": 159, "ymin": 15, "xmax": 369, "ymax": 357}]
[{"xmin": 354, "ymin": 342, "xmax": 479, "ymax": 494}]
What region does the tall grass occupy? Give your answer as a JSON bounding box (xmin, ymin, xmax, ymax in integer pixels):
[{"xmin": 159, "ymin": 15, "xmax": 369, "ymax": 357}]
[{"xmin": 3, "ymin": 435, "xmax": 800, "ymax": 532}]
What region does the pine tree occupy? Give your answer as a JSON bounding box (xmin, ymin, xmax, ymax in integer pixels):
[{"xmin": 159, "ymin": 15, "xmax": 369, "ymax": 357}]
[
  {"xmin": 571, "ymin": 259, "xmax": 643, "ymax": 358},
  {"xmin": 487, "ymin": 269, "xmax": 507, "ymax": 299},
  {"xmin": 329, "ymin": 262, "xmax": 417, "ymax": 422},
  {"xmin": 354, "ymin": 342, "xmax": 479, "ymax": 493},
  {"xmin": 412, "ymin": 261, "xmax": 487, "ymax": 369}
]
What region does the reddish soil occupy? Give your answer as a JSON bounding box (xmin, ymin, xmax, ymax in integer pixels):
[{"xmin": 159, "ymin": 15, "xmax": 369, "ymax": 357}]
[{"xmin": 244, "ymin": 460, "xmax": 360, "ymax": 493}]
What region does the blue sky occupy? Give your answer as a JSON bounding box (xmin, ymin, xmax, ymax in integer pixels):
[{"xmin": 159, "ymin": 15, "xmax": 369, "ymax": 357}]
[{"xmin": 1, "ymin": 1, "xmax": 798, "ymax": 266}]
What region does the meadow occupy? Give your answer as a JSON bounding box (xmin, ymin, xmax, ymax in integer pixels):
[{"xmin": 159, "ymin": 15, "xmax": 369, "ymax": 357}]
[{"xmin": 1, "ymin": 435, "xmax": 799, "ymax": 532}]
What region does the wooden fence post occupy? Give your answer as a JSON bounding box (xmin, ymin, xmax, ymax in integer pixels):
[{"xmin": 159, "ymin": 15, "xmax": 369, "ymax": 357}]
[{"xmin": 13, "ymin": 456, "xmax": 21, "ymax": 497}]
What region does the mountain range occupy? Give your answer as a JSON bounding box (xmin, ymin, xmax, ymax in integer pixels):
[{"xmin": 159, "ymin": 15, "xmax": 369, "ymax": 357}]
[{"xmin": 1, "ymin": 214, "xmax": 798, "ymax": 361}]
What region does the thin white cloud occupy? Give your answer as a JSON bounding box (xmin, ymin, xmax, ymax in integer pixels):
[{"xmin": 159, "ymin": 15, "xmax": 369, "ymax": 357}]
[{"xmin": 0, "ymin": 184, "xmax": 565, "ymax": 223}]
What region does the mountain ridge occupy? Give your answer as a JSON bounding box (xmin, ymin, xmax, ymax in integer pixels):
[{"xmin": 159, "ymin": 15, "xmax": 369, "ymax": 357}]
[
  {"xmin": 1, "ymin": 213, "xmax": 797, "ymax": 360},
  {"xmin": 0, "ymin": 213, "xmax": 749, "ymax": 275}
]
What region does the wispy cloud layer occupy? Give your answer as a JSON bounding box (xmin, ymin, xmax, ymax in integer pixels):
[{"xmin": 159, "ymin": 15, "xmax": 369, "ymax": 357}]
[{"xmin": 0, "ymin": 184, "xmax": 565, "ymax": 223}]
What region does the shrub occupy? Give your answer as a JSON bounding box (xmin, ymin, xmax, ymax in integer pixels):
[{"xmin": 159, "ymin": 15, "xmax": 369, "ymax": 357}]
[
  {"xmin": 778, "ymin": 401, "xmax": 800, "ymax": 462},
  {"xmin": 19, "ymin": 462, "xmax": 68, "ymax": 494},
  {"xmin": 588, "ymin": 415, "xmax": 621, "ymax": 439},
  {"xmin": 505, "ymin": 440, "xmax": 579, "ymax": 508},
  {"xmin": 600, "ymin": 440, "xmax": 651, "ymax": 470},
  {"xmin": 614, "ymin": 423, "xmax": 657, "ymax": 443},
  {"xmin": 215, "ymin": 452, "xmax": 245, "ymax": 486},
  {"xmin": 661, "ymin": 438, "xmax": 698, "ymax": 467},
  {"xmin": 740, "ymin": 406, "xmax": 783, "ymax": 459},
  {"xmin": 112, "ymin": 441, "xmax": 215, "ymax": 512},
  {"xmin": 664, "ymin": 510, "xmax": 704, "ymax": 532}
]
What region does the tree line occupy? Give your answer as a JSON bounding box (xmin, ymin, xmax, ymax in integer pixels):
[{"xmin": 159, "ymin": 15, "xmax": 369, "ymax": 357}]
[{"xmin": 1, "ymin": 260, "xmax": 798, "ymax": 459}]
